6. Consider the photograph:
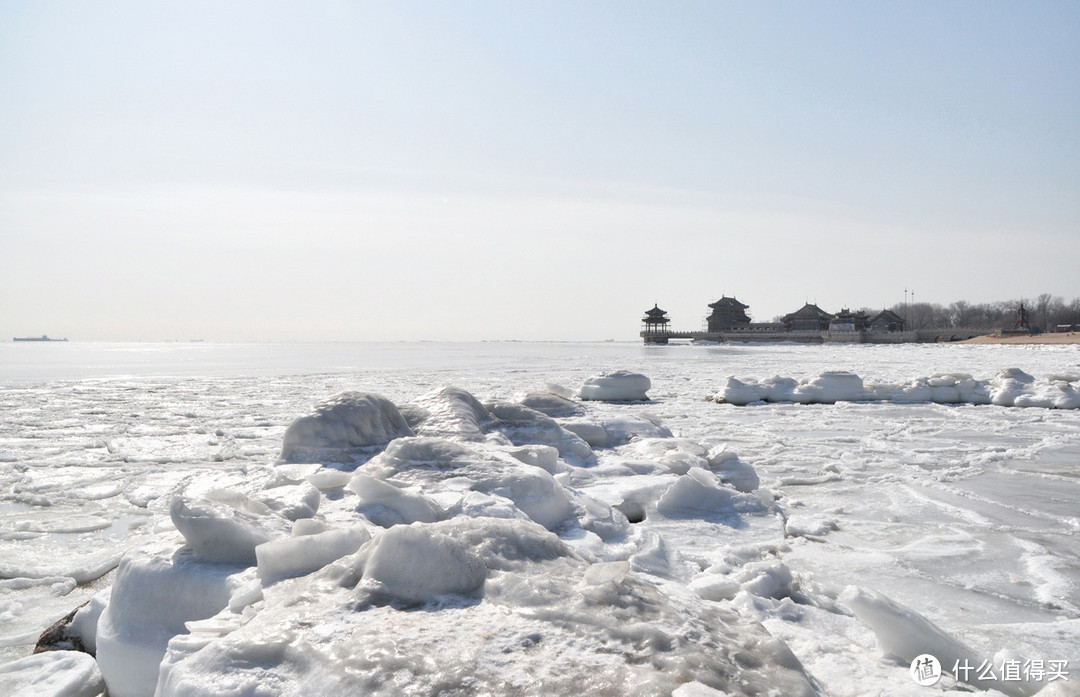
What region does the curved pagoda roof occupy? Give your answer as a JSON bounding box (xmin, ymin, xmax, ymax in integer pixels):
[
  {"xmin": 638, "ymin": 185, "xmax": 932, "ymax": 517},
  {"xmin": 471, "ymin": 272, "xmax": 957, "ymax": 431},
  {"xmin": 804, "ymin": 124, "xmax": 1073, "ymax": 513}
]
[
  {"xmin": 644, "ymin": 304, "xmax": 668, "ymax": 317},
  {"xmin": 708, "ymin": 296, "xmax": 749, "ymax": 310},
  {"xmin": 870, "ymin": 309, "xmax": 904, "ymax": 322},
  {"xmin": 782, "ymin": 303, "xmax": 834, "ymax": 321}
]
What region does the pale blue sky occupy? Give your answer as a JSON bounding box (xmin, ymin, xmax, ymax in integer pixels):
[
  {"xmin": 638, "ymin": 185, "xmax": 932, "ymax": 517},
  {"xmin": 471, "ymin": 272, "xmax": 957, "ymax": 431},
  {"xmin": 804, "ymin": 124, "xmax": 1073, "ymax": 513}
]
[{"xmin": 2, "ymin": 1, "xmax": 1077, "ymax": 341}]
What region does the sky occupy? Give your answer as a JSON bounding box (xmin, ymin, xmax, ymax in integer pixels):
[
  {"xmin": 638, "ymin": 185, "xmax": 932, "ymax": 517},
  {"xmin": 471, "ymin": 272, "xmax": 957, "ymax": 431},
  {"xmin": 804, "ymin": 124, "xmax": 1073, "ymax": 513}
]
[{"xmin": 1, "ymin": 1, "xmax": 1078, "ymax": 342}]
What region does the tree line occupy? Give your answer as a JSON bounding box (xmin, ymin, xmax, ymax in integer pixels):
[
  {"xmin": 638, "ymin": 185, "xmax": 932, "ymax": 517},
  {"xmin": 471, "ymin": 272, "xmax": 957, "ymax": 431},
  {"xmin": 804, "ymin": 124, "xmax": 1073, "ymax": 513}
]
[{"xmin": 866, "ymin": 294, "xmax": 1080, "ymax": 332}]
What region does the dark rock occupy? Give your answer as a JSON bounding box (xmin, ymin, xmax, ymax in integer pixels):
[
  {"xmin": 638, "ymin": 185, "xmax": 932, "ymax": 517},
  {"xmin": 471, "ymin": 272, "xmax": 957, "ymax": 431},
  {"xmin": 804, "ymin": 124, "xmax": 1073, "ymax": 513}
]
[{"xmin": 34, "ymin": 601, "xmax": 90, "ymax": 655}]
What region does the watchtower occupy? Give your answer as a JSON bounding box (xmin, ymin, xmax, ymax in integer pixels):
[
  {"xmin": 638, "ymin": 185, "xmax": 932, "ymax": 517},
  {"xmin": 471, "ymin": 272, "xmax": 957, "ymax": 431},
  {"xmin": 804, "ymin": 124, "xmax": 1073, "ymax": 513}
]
[{"xmin": 706, "ymin": 296, "xmax": 751, "ymax": 333}]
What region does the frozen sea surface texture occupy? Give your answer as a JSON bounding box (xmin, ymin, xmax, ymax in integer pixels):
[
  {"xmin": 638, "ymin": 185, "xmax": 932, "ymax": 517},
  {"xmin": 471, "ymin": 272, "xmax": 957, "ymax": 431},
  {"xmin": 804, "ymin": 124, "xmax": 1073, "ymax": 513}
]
[
  {"xmin": 279, "ymin": 391, "xmax": 414, "ymax": 464},
  {"xmin": 67, "ymin": 383, "xmax": 822, "ymax": 696},
  {"xmin": 3, "ymin": 342, "xmax": 1079, "ymax": 696},
  {"xmin": 485, "ymin": 400, "xmax": 594, "ymax": 461},
  {"xmin": 579, "ymin": 370, "xmax": 652, "ymax": 401},
  {"xmin": 518, "ymin": 391, "xmax": 584, "ymax": 417},
  {"xmin": 656, "ymin": 467, "xmax": 769, "ymax": 520},
  {"xmin": 359, "ymin": 520, "xmax": 488, "ymax": 603},
  {"xmin": 401, "ymin": 386, "xmax": 498, "ymax": 442},
  {"xmin": 841, "ymin": 586, "xmax": 1042, "ymax": 697},
  {"xmin": 0, "ymin": 650, "xmax": 105, "ymax": 697},
  {"xmin": 360, "ymin": 436, "xmax": 576, "ymax": 531},
  {"xmin": 256, "ymin": 526, "xmax": 371, "ymax": 584},
  {"xmin": 155, "ymin": 517, "xmax": 816, "ymax": 697},
  {"xmin": 707, "ymin": 446, "xmax": 760, "ymax": 493},
  {"xmin": 562, "ymin": 413, "xmax": 672, "ymax": 448},
  {"xmin": 400, "ymin": 387, "xmax": 595, "ymax": 461}
]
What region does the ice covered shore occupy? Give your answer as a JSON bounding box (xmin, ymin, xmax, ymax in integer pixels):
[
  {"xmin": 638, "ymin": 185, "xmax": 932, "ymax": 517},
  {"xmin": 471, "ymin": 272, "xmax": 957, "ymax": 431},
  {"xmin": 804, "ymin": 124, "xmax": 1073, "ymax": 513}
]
[
  {"xmin": 5, "ymin": 365, "xmax": 1073, "ymax": 697},
  {"xmin": 714, "ymin": 368, "xmax": 1080, "ymax": 409}
]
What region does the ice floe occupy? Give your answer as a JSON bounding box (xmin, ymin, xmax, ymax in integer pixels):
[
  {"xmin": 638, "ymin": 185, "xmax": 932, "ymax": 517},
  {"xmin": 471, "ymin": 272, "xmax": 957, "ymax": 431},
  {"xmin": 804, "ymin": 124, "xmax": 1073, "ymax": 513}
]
[
  {"xmin": 714, "ymin": 368, "xmax": 1080, "ymax": 408},
  {"xmin": 578, "ymin": 370, "xmax": 652, "ymax": 401},
  {"xmin": 279, "ymin": 391, "xmax": 414, "ymax": 464}
]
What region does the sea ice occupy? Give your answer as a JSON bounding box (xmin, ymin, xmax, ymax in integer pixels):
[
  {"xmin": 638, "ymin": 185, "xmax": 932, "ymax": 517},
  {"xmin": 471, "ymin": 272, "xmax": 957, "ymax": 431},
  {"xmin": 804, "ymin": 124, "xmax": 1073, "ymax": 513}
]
[
  {"xmin": 255, "ymin": 481, "xmax": 321, "ymax": 521},
  {"xmin": 359, "ymin": 520, "xmax": 488, "ymax": 603},
  {"xmin": 707, "ymin": 446, "xmax": 760, "ymax": 493},
  {"xmin": 519, "ymin": 391, "xmax": 584, "ymax": 417},
  {"xmin": 655, "ymin": 468, "xmax": 769, "ymax": 519},
  {"xmin": 170, "ymin": 490, "xmax": 292, "ymax": 565},
  {"xmin": 44, "ymin": 380, "xmax": 829, "ymax": 696},
  {"xmin": 561, "ymin": 413, "xmax": 673, "ymax": 448},
  {"xmin": 359, "ymin": 436, "xmax": 576, "ymax": 531},
  {"xmin": 0, "ymin": 650, "xmax": 104, "ymax": 697},
  {"xmin": 153, "ymin": 516, "xmax": 817, "ymax": 697},
  {"xmin": 485, "ymin": 400, "xmax": 594, "ymax": 461},
  {"xmin": 347, "ymin": 473, "xmax": 440, "ymax": 526},
  {"xmin": 95, "ymin": 540, "xmax": 250, "ymax": 697},
  {"xmin": 279, "ymin": 391, "xmax": 414, "ymax": 464},
  {"xmin": 614, "ymin": 437, "xmax": 709, "ymax": 475},
  {"xmin": 578, "ymin": 370, "xmax": 652, "ymax": 401},
  {"xmin": 840, "ymin": 585, "xmax": 1041, "ymax": 697},
  {"xmin": 401, "ymin": 386, "xmax": 498, "ymax": 442},
  {"xmin": 4, "ymin": 343, "xmax": 1079, "ymax": 697},
  {"xmin": 255, "ymin": 525, "xmax": 370, "ymax": 584},
  {"xmin": 714, "ymin": 368, "xmax": 1080, "ymax": 409}
]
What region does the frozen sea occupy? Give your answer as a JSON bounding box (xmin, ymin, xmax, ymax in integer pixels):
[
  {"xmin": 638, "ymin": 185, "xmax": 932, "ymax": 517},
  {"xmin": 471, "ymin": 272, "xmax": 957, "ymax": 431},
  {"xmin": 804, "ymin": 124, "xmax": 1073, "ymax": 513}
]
[{"xmin": 1, "ymin": 340, "xmax": 1078, "ymax": 696}]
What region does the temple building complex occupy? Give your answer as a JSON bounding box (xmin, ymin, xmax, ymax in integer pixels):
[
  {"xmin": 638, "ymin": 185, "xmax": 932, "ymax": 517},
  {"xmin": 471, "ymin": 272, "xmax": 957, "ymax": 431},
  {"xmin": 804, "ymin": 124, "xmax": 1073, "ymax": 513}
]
[{"xmin": 640, "ymin": 297, "xmax": 975, "ymax": 344}]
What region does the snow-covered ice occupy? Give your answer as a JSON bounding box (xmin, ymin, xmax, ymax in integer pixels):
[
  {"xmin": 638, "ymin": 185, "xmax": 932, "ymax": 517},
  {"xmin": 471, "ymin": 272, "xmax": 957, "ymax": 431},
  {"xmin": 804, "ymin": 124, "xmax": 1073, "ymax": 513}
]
[
  {"xmin": 714, "ymin": 368, "xmax": 1080, "ymax": 408},
  {"xmin": 1, "ymin": 340, "xmax": 1079, "ymax": 696},
  {"xmin": 279, "ymin": 391, "xmax": 414, "ymax": 464},
  {"xmin": 579, "ymin": 369, "xmax": 653, "ymax": 401},
  {"xmin": 0, "ymin": 650, "xmax": 104, "ymax": 697}
]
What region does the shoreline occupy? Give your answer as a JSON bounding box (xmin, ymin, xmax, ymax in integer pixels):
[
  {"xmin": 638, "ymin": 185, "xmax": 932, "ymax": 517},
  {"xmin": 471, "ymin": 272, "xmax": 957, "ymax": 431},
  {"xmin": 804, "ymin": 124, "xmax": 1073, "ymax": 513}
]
[{"xmin": 957, "ymin": 332, "xmax": 1080, "ymax": 345}]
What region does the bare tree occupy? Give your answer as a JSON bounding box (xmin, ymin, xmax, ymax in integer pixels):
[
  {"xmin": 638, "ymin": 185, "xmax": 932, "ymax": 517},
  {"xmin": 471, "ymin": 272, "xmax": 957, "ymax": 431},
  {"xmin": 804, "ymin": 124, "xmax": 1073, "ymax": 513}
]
[
  {"xmin": 1035, "ymin": 293, "xmax": 1054, "ymax": 331},
  {"xmin": 766, "ymin": 296, "xmax": 1079, "ymax": 331},
  {"xmin": 949, "ymin": 300, "xmax": 972, "ymax": 328}
]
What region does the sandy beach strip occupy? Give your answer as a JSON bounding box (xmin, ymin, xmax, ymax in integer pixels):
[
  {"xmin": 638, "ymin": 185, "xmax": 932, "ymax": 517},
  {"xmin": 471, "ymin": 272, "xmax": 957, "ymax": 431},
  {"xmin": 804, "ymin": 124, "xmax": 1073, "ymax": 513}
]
[{"xmin": 958, "ymin": 332, "xmax": 1080, "ymax": 345}]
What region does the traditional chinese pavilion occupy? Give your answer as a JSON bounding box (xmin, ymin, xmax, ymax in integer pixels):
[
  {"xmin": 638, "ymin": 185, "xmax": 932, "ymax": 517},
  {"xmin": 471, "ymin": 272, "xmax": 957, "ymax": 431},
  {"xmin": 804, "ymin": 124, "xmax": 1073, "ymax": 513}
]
[{"xmin": 641, "ymin": 305, "xmax": 671, "ymax": 343}]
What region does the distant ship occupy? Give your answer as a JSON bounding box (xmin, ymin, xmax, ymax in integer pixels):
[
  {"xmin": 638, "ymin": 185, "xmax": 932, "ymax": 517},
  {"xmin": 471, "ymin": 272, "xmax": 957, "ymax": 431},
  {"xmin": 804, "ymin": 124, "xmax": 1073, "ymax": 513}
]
[{"xmin": 12, "ymin": 335, "xmax": 68, "ymax": 342}]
